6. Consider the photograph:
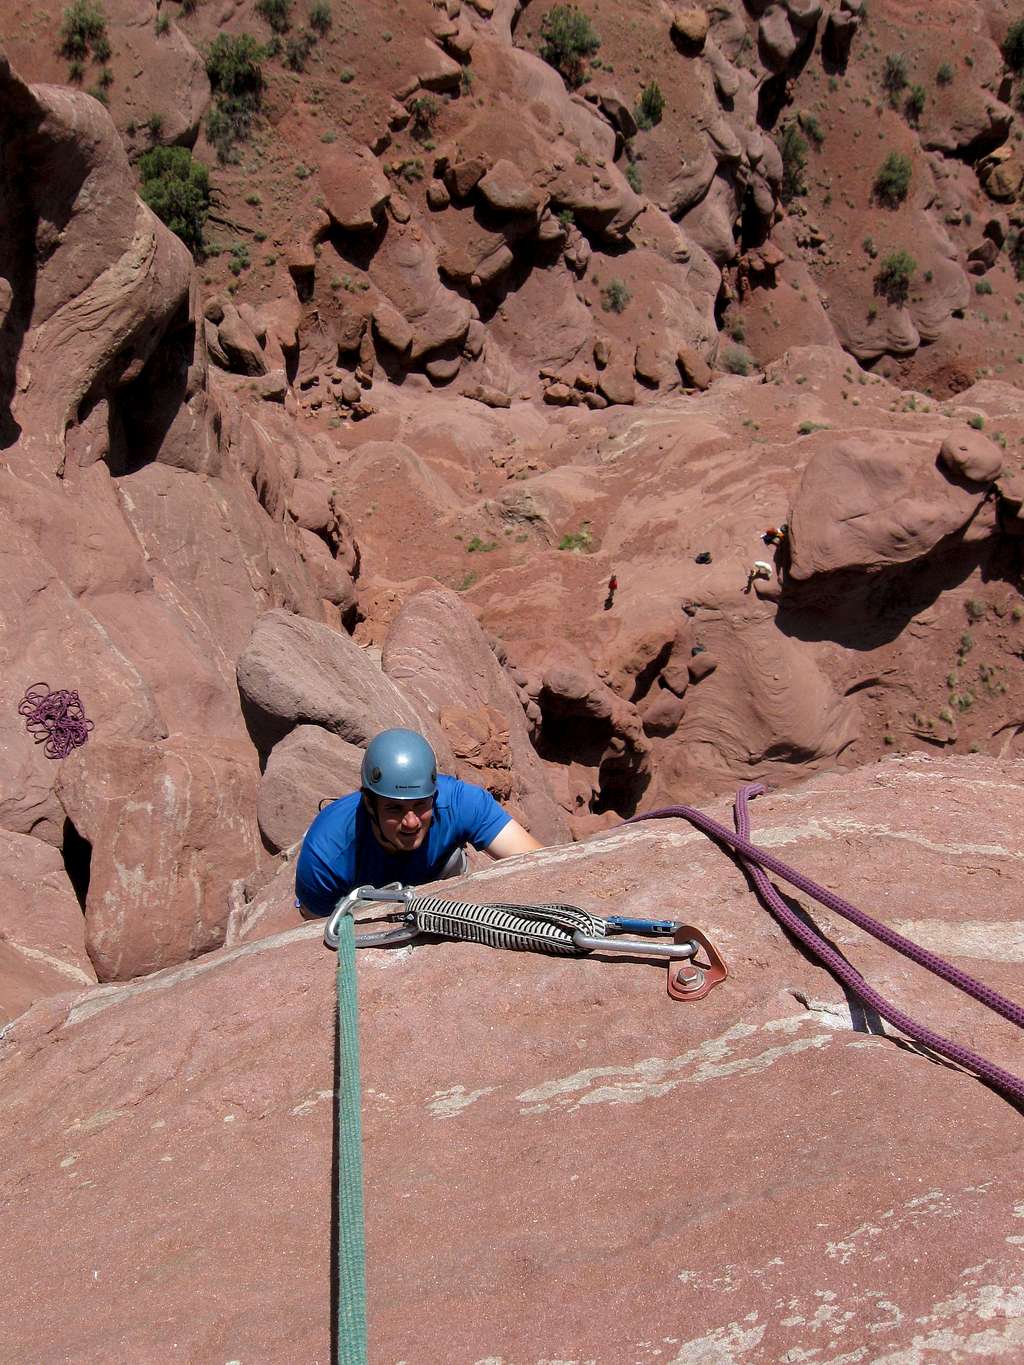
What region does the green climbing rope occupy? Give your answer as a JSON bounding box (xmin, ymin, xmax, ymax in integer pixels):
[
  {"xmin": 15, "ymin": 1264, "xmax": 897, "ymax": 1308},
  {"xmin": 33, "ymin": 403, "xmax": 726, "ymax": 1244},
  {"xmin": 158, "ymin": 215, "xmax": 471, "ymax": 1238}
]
[{"xmin": 335, "ymin": 910, "xmax": 368, "ymax": 1365}]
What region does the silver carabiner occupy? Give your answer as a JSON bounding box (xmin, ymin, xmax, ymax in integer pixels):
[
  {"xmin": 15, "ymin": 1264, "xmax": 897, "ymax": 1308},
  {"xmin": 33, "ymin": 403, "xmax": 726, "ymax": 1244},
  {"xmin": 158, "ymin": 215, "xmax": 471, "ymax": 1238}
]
[
  {"xmin": 571, "ymin": 930, "xmax": 699, "ymax": 960},
  {"xmin": 323, "ymin": 884, "xmax": 417, "ymax": 950}
]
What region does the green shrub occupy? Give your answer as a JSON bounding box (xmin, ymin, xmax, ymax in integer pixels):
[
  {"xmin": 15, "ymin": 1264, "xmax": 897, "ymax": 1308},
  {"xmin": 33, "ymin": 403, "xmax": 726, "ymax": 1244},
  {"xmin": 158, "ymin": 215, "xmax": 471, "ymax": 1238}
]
[
  {"xmin": 155, "ymin": 12, "xmax": 170, "ymax": 34},
  {"xmin": 408, "ymin": 94, "xmax": 439, "ymax": 138},
  {"xmin": 59, "ymin": 0, "xmax": 106, "ymax": 59},
  {"xmin": 798, "ymin": 110, "xmax": 824, "ymax": 147},
  {"xmin": 624, "ymin": 161, "xmax": 642, "ymax": 192},
  {"xmin": 779, "ymin": 121, "xmax": 808, "ymax": 204},
  {"xmin": 466, "ymin": 535, "xmax": 497, "ymax": 553},
  {"xmin": 635, "ymin": 80, "xmax": 665, "ymax": 130},
  {"xmin": 600, "ymin": 278, "xmax": 631, "ymax": 313},
  {"xmin": 721, "ymin": 344, "xmax": 754, "ymax": 375},
  {"xmin": 539, "ymin": 5, "xmax": 600, "ymax": 88},
  {"xmin": 558, "ymin": 523, "xmax": 593, "ymax": 552},
  {"xmin": 229, "ymin": 242, "xmax": 251, "ymax": 275},
  {"xmin": 936, "ymin": 61, "xmax": 953, "ymax": 85},
  {"xmin": 309, "ymin": 1, "xmax": 331, "ymax": 34},
  {"xmin": 967, "ymin": 413, "xmax": 984, "ymax": 430},
  {"xmin": 256, "ymin": 0, "xmax": 291, "ymax": 32},
  {"xmin": 339, "ymin": 66, "xmax": 355, "ymax": 83},
  {"xmin": 284, "ymin": 30, "xmax": 315, "ymax": 69},
  {"xmin": 1002, "ymin": 18, "xmax": 1024, "ymax": 71},
  {"xmin": 68, "ymin": 57, "xmax": 84, "ymax": 82},
  {"xmin": 874, "ymin": 151, "xmax": 912, "ymax": 207},
  {"xmin": 875, "ymin": 248, "xmax": 917, "ymax": 304},
  {"xmin": 146, "ymin": 111, "xmax": 164, "ymax": 139},
  {"xmin": 975, "ymin": 278, "xmax": 993, "ymax": 295},
  {"xmin": 905, "ymin": 83, "xmax": 925, "ymax": 123},
  {"xmin": 138, "ymin": 146, "xmax": 210, "ymax": 254},
  {"xmin": 207, "ymin": 32, "xmax": 264, "ymax": 93},
  {"xmin": 882, "ymin": 52, "xmax": 908, "ymax": 105},
  {"xmin": 205, "ymin": 33, "xmax": 264, "ymax": 160}
]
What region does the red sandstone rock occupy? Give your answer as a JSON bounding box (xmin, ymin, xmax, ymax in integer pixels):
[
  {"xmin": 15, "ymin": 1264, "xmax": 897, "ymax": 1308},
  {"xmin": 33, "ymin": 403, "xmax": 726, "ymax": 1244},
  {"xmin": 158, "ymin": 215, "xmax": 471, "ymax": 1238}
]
[
  {"xmin": 382, "ymin": 588, "xmax": 569, "ymax": 843},
  {"xmin": 939, "ymin": 431, "xmax": 1004, "ymax": 484},
  {"xmin": 56, "ymin": 735, "xmax": 263, "ymax": 982},
  {"xmin": 257, "ymin": 724, "xmax": 364, "ymax": 853},
  {"xmin": 3, "ymin": 757, "xmax": 1023, "ymax": 1361},
  {"xmin": 236, "ymin": 608, "xmax": 451, "ymax": 763},
  {"xmin": 0, "ymin": 829, "xmax": 95, "ymax": 1023},
  {"xmin": 477, "ymin": 158, "xmax": 542, "ymax": 215},
  {"xmin": 788, "ymin": 435, "xmax": 995, "ymax": 580},
  {"xmin": 318, "ymin": 143, "xmax": 390, "ymax": 231}
]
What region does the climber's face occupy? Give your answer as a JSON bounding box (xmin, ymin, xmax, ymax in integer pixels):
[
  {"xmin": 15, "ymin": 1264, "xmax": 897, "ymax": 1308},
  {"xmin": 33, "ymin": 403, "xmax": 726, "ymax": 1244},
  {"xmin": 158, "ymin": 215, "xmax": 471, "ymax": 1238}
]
[{"xmin": 368, "ymin": 794, "xmax": 435, "ymax": 853}]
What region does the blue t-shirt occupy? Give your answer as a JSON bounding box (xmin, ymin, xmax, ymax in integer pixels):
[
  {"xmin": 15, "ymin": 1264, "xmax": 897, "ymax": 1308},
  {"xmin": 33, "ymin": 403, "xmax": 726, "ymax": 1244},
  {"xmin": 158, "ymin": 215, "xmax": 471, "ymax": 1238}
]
[{"xmin": 295, "ymin": 775, "xmax": 511, "ymax": 916}]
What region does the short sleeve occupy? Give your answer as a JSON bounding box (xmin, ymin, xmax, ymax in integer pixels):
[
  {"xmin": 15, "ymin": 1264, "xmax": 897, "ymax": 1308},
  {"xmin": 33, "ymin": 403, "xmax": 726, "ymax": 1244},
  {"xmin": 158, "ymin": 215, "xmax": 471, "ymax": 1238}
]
[{"xmin": 450, "ymin": 778, "xmax": 511, "ymax": 850}]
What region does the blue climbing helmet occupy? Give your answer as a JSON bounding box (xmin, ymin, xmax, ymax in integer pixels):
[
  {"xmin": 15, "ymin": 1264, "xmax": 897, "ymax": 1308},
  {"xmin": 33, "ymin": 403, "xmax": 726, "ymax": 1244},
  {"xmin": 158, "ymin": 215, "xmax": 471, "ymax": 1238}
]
[{"xmin": 360, "ymin": 728, "xmax": 438, "ymax": 800}]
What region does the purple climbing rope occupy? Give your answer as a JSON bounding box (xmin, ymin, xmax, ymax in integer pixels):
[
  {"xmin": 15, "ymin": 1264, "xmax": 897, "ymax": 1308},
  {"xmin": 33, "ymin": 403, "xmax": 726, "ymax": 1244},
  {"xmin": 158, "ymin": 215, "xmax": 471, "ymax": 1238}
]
[
  {"xmin": 626, "ymin": 786, "xmax": 1024, "ymax": 1105},
  {"xmin": 17, "ymin": 682, "xmax": 94, "ymax": 760}
]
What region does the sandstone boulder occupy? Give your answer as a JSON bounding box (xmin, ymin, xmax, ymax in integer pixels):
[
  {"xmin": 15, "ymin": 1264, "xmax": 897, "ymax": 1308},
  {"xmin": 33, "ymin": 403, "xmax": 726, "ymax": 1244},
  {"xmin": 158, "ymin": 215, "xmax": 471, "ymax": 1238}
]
[
  {"xmin": 671, "ymin": 6, "xmax": 710, "ymax": 47},
  {"xmin": 477, "ymin": 159, "xmax": 543, "ymax": 215},
  {"xmin": 0, "ymin": 828, "xmax": 96, "ymax": 1024},
  {"xmin": 236, "ymin": 609, "xmax": 450, "ymax": 761},
  {"xmin": 56, "ymin": 735, "xmax": 263, "ymax": 982},
  {"xmin": 382, "ymin": 589, "xmax": 570, "ymax": 844},
  {"xmin": 1, "ymin": 64, "xmax": 193, "ymax": 468},
  {"xmin": 257, "ymin": 724, "xmax": 365, "ymax": 854},
  {"xmin": 787, "ymin": 435, "xmax": 996, "ymax": 580},
  {"xmin": 318, "ymin": 144, "xmax": 390, "ymax": 231},
  {"xmin": 939, "ymin": 431, "xmax": 1004, "ymax": 484},
  {"xmin": 215, "ymin": 303, "xmax": 267, "ymax": 376},
  {"xmin": 0, "ymin": 513, "xmax": 167, "ymax": 845}
]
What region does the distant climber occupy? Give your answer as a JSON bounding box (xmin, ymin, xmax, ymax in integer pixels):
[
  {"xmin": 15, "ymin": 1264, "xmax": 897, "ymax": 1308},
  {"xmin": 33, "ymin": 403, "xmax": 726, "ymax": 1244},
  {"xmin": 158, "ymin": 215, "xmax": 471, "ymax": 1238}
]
[
  {"xmin": 604, "ymin": 573, "xmax": 618, "ymax": 610},
  {"xmin": 745, "ymin": 560, "xmax": 774, "ymax": 592},
  {"xmin": 761, "ymin": 525, "xmax": 787, "ymax": 547},
  {"xmin": 295, "ymin": 728, "xmax": 542, "ymax": 917}
]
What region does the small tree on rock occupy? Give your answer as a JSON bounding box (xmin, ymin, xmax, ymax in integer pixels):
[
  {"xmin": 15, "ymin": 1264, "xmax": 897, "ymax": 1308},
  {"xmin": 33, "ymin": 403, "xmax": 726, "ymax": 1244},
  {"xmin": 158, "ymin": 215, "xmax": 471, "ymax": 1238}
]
[
  {"xmin": 874, "ymin": 151, "xmax": 912, "ymax": 208},
  {"xmin": 875, "ymin": 248, "xmax": 917, "ymax": 305},
  {"xmin": 539, "ymin": 5, "xmax": 600, "ymax": 88},
  {"xmin": 138, "ymin": 146, "xmax": 210, "ymax": 255},
  {"xmin": 779, "ymin": 122, "xmax": 808, "ymax": 204}
]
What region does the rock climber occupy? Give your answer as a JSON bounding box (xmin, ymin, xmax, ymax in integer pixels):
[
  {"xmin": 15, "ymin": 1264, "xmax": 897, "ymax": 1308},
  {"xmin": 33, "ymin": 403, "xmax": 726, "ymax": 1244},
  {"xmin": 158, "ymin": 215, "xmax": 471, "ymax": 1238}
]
[
  {"xmin": 761, "ymin": 525, "xmax": 787, "ymax": 547},
  {"xmin": 604, "ymin": 573, "xmax": 618, "ymax": 610},
  {"xmin": 745, "ymin": 560, "xmax": 774, "ymax": 592},
  {"xmin": 295, "ymin": 727, "xmax": 542, "ymax": 918}
]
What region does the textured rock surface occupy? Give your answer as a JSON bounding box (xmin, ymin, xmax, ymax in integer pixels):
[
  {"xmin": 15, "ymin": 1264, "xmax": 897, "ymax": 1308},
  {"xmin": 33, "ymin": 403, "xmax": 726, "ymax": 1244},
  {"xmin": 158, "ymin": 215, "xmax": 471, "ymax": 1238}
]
[
  {"xmin": 56, "ymin": 736, "xmax": 263, "ymax": 982},
  {"xmin": 256, "ymin": 723, "xmax": 364, "ymax": 854},
  {"xmin": 0, "ymin": 829, "xmax": 95, "ymax": 1024},
  {"xmin": 382, "ymin": 588, "xmax": 569, "ymax": 844},
  {"xmin": 236, "ymin": 608, "xmax": 452, "ymax": 765},
  {"xmin": 2, "ymin": 756, "xmax": 1023, "ymax": 1361},
  {"xmin": 787, "ymin": 435, "xmax": 995, "ymax": 580}
]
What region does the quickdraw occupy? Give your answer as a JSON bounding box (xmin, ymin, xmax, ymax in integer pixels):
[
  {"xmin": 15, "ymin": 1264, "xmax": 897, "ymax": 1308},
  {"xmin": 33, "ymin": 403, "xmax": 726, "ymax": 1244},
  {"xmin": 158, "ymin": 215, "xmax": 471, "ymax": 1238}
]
[{"xmin": 323, "ymin": 883, "xmax": 728, "ymax": 1001}]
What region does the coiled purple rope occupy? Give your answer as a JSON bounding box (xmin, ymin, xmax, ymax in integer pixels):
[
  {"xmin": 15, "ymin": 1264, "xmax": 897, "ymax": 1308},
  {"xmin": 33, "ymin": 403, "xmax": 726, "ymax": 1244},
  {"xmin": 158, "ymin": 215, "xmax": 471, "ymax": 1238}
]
[
  {"xmin": 627, "ymin": 785, "xmax": 1024, "ymax": 1104},
  {"xmin": 17, "ymin": 682, "xmax": 94, "ymax": 759}
]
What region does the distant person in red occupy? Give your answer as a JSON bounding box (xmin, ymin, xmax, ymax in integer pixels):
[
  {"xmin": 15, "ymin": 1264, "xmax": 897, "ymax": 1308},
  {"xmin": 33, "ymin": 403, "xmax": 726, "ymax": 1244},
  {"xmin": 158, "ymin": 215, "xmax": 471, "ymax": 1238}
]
[{"xmin": 604, "ymin": 574, "xmax": 618, "ymax": 611}]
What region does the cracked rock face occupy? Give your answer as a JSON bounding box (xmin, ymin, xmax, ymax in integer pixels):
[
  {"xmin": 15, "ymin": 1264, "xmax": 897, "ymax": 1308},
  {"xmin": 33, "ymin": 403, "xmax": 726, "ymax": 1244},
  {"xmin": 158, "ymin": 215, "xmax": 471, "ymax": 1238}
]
[{"xmin": 2, "ymin": 754, "xmax": 1023, "ymax": 1359}]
